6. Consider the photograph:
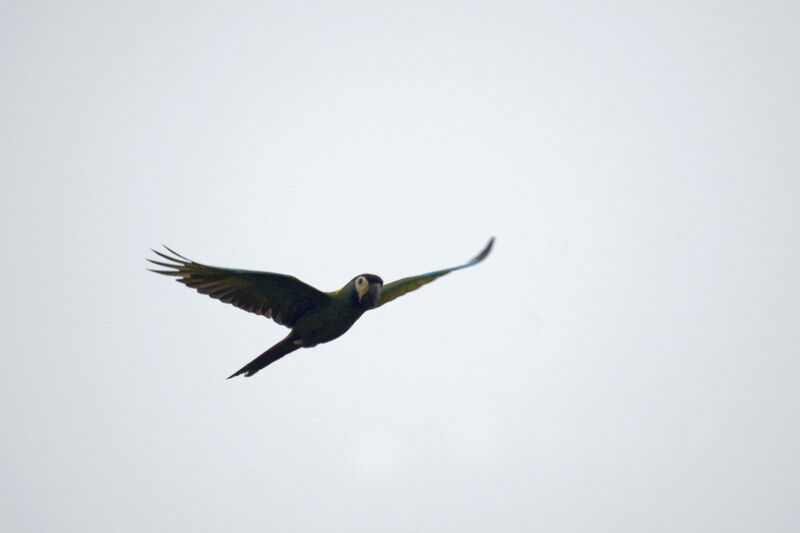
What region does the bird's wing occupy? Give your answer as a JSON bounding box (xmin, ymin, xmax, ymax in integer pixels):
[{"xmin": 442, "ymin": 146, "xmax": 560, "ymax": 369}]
[
  {"xmin": 374, "ymin": 237, "xmax": 494, "ymax": 308},
  {"xmin": 148, "ymin": 247, "xmax": 330, "ymax": 328}
]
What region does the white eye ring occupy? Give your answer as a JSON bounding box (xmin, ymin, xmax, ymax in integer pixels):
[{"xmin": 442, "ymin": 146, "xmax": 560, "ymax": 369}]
[{"xmin": 356, "ymin": 276, "xmax": 366, "ymax": 287}]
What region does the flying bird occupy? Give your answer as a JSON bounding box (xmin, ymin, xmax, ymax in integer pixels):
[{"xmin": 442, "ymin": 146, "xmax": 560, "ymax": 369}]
[{"xmin": 148, "ymin": 237, "xmax": 494, "ymax": 378}]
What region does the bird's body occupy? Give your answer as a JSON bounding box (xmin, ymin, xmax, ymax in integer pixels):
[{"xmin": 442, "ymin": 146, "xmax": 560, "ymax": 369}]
[
  {"xmin": 149, "ymin": 238, "xmax": 493, "ymax": 378},
  {"xmin": 291, "ymin": 298, "xmax": 357, "ymax": 347},
  {"xmin": 290, "ymin": 295, "xmax": 361, "ymax": 347}
]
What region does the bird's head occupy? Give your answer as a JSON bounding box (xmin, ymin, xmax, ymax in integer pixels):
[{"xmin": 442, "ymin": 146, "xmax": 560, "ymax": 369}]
[{"xmin": 351, "ymin": 274, "xmax": 383, "ymax": 309}]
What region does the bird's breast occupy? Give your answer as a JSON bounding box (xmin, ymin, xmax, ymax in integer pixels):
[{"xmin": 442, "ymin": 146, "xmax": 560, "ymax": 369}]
[{"xmin": 292, "ymin": 304, "xmax": 364, "ymax": 346}]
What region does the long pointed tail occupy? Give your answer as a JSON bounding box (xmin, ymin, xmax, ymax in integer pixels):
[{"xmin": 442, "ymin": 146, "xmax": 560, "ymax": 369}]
[{"xmin": 227, "ymin": 336, "xmax": 301, "ymax": 379}]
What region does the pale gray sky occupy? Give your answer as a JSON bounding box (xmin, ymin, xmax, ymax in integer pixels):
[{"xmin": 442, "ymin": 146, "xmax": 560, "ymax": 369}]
[{"xmin": 2, "ymin": 2, "xmax": 799, "ymax": 532}]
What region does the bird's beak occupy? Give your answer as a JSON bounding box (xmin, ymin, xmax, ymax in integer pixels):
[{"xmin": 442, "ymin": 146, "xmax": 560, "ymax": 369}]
[{"xmin": 362, "ymin": 282, "xmax": 382, "ymax": 308}]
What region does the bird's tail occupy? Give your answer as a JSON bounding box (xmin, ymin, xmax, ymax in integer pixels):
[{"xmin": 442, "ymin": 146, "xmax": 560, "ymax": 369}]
[{"xmin": 227, "ymin": 335, "xmax": 301, "ymax": 379}]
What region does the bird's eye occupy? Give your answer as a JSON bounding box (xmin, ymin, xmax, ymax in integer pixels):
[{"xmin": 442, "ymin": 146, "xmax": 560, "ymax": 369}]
[{"xmin": 356, "ymin": 277, "xmax": 366, "ymax": 287}]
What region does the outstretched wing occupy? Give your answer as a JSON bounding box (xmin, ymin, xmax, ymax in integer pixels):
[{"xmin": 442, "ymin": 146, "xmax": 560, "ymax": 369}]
[
  {"xmin": 374, "ymin": 237, "xmax": 494, "ymax": 308},
  {"xmin": 148, "ymin": 247, "xmax": 330, "ymax": 328}
]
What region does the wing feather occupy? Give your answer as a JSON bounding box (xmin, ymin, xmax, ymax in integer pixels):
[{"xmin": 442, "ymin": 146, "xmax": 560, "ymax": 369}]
[
  {"xmin": 148, "ymin": 248, "xmax": 330, "ymax": 328},
  {"xmin": 374, "ymin": 237, "xmax": 494, "ymax": 308}
]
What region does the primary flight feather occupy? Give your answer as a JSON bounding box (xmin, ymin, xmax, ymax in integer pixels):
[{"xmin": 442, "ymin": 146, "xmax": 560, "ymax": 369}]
[{"xmin": 149, "ymin": 238, "xmax": 494, "ymax": 378}]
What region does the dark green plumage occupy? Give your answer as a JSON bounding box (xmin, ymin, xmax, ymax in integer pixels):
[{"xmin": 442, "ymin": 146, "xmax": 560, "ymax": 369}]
[{"xmin": 148, "ymin": 238, "xmax": 494, "ymax": 378}]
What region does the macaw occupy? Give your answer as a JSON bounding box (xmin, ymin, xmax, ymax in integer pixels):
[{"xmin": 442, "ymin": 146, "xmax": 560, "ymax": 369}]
[{"xmin": 148, "ymin": 238, "xmax": 494, "ymax": 378}]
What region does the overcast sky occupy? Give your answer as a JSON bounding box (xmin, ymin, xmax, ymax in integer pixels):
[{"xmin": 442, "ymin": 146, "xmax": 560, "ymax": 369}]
[{"xmin": 2, "ymin": 2, "xmax": 799, "ymax": 532}]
